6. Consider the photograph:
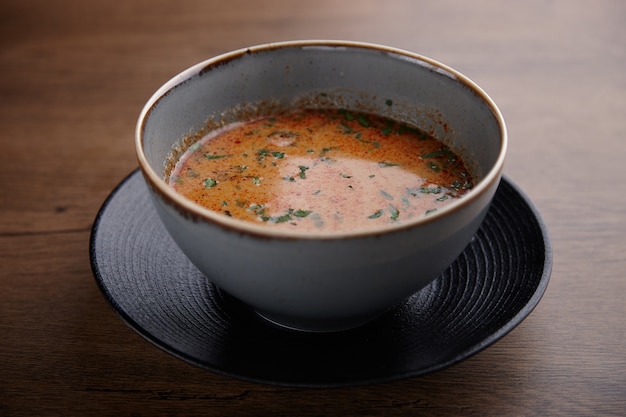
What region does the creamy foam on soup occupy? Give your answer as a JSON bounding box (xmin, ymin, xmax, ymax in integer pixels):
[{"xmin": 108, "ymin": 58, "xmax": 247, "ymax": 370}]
[{"xmin": 169, "ymin": 109, "xmax": 473, "ymax": 232}]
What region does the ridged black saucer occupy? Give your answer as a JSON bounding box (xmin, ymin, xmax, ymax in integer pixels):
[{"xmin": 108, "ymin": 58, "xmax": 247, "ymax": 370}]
[{"xmin": 90, "ymin": 169, "xmax": 551, "ymax": 387}]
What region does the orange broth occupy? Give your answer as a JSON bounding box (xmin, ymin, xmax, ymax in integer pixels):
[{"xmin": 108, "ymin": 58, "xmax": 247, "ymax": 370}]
[{"xmin": 169, "ymin": 109, "xmax": 473, "ymax": 232}]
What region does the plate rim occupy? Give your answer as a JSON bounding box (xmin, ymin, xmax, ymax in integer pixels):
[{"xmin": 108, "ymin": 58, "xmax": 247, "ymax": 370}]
[{"xmin": 89, "ymin": 169, "xmax": 552, "ymax": 387}]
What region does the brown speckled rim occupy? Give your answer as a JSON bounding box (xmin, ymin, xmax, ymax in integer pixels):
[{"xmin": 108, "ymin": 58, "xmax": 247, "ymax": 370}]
[{"xmin": 136, "ymin": 40, "xmax": 507, "ymax": 240}]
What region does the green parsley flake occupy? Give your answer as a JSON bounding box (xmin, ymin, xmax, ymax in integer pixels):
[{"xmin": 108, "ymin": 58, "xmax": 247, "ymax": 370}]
[
  {"xmin": 292, "ymin": 209, "xmax": 313, "ymax": 218},
  {"xmin": 203, "ymin": 178, "xmax": 217, "ymax": 188},
  {"xmin": 420, "ymin": 186, "xmax": 443, "ymax": 194},
  {"xmin": 389, "ymin": 205, "xmax": 400, "ymax": 221},
  {"xmin": 205, "ymin": 154, "xmax": 229, "ymax": 160},
  {"xmin": 380, "ymin": 190, "xmax": 393, "ymax": 200},
  {"xmin": 273, "ymin": 214, "xmax": 292, "ymax": 223}
]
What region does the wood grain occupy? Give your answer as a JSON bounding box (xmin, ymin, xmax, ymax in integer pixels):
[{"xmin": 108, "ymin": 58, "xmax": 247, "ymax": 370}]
[{"xmin": 1, "ymin": 0, "xmax": 625, "ymax": 415}]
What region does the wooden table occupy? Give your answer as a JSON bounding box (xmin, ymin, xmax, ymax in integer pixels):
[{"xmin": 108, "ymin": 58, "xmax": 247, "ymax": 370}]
[{"xmin": 1, "ymin": 0, "xmax": 624, "ymax": 415}]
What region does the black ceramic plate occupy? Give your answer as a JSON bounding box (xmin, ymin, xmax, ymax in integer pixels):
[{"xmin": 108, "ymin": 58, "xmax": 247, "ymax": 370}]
[{"xmin": 90, "ymin": 170, "xmax": 551, "ymax": 387}]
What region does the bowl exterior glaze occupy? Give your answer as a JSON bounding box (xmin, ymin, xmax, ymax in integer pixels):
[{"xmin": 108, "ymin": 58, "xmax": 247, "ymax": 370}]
[{"xmin": 136, "ymin": 40, "xmax": 507, "ymax": 331}]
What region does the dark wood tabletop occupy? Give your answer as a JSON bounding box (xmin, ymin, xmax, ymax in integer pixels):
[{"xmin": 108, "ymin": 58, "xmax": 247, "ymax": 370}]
[{"xmin": 1, "ymin": 0, "xmax": 624, "ymax": 415}]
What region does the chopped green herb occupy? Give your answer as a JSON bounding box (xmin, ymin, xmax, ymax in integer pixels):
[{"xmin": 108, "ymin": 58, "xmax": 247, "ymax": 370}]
[
  {"xmin": 250, "ymin": 205, "xmax": 275, "ymax": 220},
  {"xmin": 292, "ymin": 209, "xmax": 313, "ymax": 218},
  {"xmin": 252, "ymin": 177, "xmax": 262, "ymax": 185},
  {"xmin": 389, "ymin": 205, "xmax": 400, "ymax": 221},
  {"xmin": 368, "ymin": 209, "xmax": 384, "ymax": 219},
  {"xmin": 385, "ymin": 99, "xmax": 393, "ymax": 106},
  {"xmin": 425, "ymin": 209, "xmax": 438, "ymax": 215},
  {"xmin": 449, "ymin": 180, "xmax": 472, "ymax": 191},
  {"xmin": 340, "ymin": 173, "xmax": 352, "ymax": 179},
  {"xmin": 259, "ymin": 208, "xmax": 314, "ymax": 224},
  {"xmin": 420, "ymin": 186, "xmax": 443, "ymax": 194},
  {"xmin": 203, "ymin": 178, "xmax": 217, "ymax": 188},
  {"xmin": 381, "ymin": 125, "xmax": 393, "ymax": 135},
  {"xmin": 274, "ymin": 214, "xmax": 292, "ymax": 223},
  {"xmin": 256, "ymin": 148, "xmax": 269, "ymax": 162},
  {"xmin": 357, "ymin": 114, "xmax": 370, "ymax": 127},
  {"xmin": 298, "ymin": 165, "xmax": 309, "ymax": 179},
  {"xmin": 380, "ymin": 190, "xmax": 393, "ymax": 200},
  {"xmin": 247, "ymin": 203, "xmax": 266, "ymax": 214},
  {"xmin": 271, "ymin": 151, "xmax": 285, "ymax": 159},
  {"xmin": 205, "ymin": 154, "xmax": 229, "ymax": 160}
]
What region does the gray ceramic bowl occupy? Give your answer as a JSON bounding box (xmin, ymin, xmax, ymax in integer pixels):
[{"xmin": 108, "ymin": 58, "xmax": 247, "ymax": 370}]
[{"xmin": 136, "ymin": 40, "xmax": 507, "ymax": 332}]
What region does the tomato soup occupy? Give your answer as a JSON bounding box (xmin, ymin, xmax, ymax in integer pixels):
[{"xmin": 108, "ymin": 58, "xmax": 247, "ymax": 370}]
[{"xmin": 169, "ymin": 109, "xmax": 473, "ymax": 232}]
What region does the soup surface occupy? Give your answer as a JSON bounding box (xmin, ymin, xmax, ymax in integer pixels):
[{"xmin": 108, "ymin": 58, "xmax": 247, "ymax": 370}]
[{"xmin": 169, "ymin": 109, "xmax": 473, "ymax": 232}]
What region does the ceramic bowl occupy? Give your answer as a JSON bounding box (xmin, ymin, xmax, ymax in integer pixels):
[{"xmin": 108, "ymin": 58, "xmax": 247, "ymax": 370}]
[{"xmin": 136, "ymin": 40, "xmax": 507, "ymax": 332}]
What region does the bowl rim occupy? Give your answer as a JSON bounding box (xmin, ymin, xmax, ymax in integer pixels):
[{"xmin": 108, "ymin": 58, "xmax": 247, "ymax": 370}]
[{"xmin": 136, "ymin": 39, "xmax": 507, "ymax": 240}]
